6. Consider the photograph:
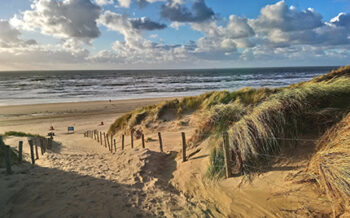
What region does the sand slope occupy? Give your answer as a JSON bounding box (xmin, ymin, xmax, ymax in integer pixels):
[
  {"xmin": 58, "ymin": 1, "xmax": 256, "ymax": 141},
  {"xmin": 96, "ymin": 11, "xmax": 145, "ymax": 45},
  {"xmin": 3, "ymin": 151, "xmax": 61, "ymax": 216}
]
[{"xmin": 1, "ymin": 138, "xmax": 205, "ymax": 217}]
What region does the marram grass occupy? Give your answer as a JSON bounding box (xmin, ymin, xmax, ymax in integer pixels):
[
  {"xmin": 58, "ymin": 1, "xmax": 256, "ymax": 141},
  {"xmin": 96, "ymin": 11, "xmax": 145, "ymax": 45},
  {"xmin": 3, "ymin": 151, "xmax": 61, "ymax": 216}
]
[
  {"xmin": 227, "ymin": 76, "xmax": 350, "ymax": 173},
  {"xmin": 308, "ymin": 113, "xmax": 350, "ymax": 217}
]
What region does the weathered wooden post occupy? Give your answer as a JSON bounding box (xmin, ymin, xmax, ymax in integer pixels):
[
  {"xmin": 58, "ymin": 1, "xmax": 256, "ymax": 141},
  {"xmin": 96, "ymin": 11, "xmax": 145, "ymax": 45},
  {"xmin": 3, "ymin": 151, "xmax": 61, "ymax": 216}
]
[
  {"xmin": 28, "ymin": 139, "xmax": 35, "ymax": 165},
  {"xmin": 103, "ymin": 132, "xmax": 107, "ymax": 148},
  {"xmin": 35, "ymin": 143, "xmax": 39, "ymax": 160},
  {"xmin": 100, "ymin": 132, "xmax": 103, "ymax": 145},
  {"xmin": 114, "ymin": 139, "xmax": 116, "ymax": 153},
  {"xmin": 18, "ymin": 141, "xmax": 23, "ymax": 162},
  {"xmin": 97, "ymin": 131, "xmax": 100, "ymax": 143},
  {"xmin": 131, "ymin": 131, "xmax": 134, "ymax": 149},
  {"xmin": 222, "ymin": 132, "xmax": 232, "ymax": 178},
  {"xmin": 4, "ymin": 145, "xmax": 12, "ymax": 174},
  {"xmin": 141, "ymin": 134, "xmax": 145, "ymax": 149},
  {"xmin": 106, "ymin": 134, "xmax": 111, "ymax": 151},
  {"xmin": 158, "ymin": 132, "xmax": 163, "ymax": 152},
  {"xmin": 110, "ymin": 134, "xmax": 113, "ymax": 153},
  {"xmin": 181, "ymin": 132, "xmax": 187, "ymax": 162},
  {"xmin": 122, "ymin": 134, "xmax": 125, "ymax": 150}
]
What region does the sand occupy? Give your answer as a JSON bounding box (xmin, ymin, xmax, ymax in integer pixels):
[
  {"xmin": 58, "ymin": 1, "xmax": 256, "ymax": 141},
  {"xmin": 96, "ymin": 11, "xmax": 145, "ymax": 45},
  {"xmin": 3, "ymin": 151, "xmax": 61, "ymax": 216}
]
[
  {"xmin": 0, "ymin": 98, "xmax": 334, "ymax": 217},
  {"xmin": 0, "ymin": 98, "xmax": 206, "ymax": 217}
]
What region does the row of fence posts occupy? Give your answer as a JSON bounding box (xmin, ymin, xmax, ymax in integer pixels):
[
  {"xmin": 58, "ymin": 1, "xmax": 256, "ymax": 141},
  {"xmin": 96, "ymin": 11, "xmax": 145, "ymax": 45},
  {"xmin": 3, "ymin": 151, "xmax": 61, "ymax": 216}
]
[
  {"xmin": 3, "ymin": 137, "xmax": 53, "ymax": 175},
  {"xmin": 84, "ymin": 130, "xmax": 187, "ymax": 162}
]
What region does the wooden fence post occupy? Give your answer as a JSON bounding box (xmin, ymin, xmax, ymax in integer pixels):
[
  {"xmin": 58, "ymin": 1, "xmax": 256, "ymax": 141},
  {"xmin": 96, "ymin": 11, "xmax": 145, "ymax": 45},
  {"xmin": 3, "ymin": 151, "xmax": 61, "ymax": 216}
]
[
  {"xmin": 110, "ymin": 135, "xmax": 113, "ymax": 153},
  {"xmin": 103, "ymin": 132, "xmax": 107, "ymax": 148},
  {"xmin": 158, "ymin": 132, "xmax": 163, "ymax": 152},
  {"xmin": 35, "ymin": 143, "xmax": 39, "ymax": 160},
  {"xmin": 114, "ymin": 139, "xmax": 116, "ymax": 153},
  {"xmin": 106, "ymin": 134, "xmax": 110, "ymax": 151},
  {"xmin": 18, "ymin": 141, "xmax": 23, "ymax": 162},
  {"xmin": 222, "ymin": 132, "xmax": 232, "ymax": 178},
  {"xmin": 181, "ymin": 132, "xmax": 187, "ymax": 162},
  {"xmin": 100, "ymin": 132, "xmax": 102, "ymax": 145},
  {"xmin": 4, "ymin": 145, "xmax": 12, "ymax": 174},
  {"xmin": 131, "ymin": 131, "xmax": 134, "ymax": 149},
  {"xmin": 122, "ymin": 134, "xmax": 125, "ymax": 150},
  {"xmin": 29, "ymin": 139, "xmax": 35, "ymax": 165},
  {"xmin": 141, "ymin": 134, "xmax": 145, "ymax": 149}
]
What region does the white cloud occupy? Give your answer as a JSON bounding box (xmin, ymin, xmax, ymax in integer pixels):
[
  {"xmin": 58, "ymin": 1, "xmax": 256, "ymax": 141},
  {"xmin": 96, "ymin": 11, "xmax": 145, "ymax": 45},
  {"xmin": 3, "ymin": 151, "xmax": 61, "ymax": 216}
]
[
  {"xmin": 170, "ymin": 22, "xmax": 185, "ymax": 30},
  {"xmin": 10, "ymin": 0, "xmax": 101, "ymax": 44},
  {"xmin": 2, "ymin": 0, "xmax": 350, "ymax": 69},
  {"xmin": 251, "ymin": 1, "xmax": 323, "ymax": 32},
  {"xmin": 117, "ymin": 0, "xmax": 131, "ymax": 7},
  {"xmin": 95, "ymin": 0, "xmax": 114, "ymax": 6}
]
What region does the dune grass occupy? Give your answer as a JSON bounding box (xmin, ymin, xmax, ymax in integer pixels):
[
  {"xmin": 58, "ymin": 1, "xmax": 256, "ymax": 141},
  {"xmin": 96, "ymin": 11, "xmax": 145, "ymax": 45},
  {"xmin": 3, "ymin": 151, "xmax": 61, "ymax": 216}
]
[
  {"xmin": 307, "ymin": 113, "xmax": 350, "ymax": 216},
  {"xmin": 109, "ymin": 87, "xmax": 278, "ymax": 136},
  {"xmin": 2, "ymin": 131, "xmax": 43, "ymax": 138},
  {"xmin": 224, "ymin": 76, "xmax": 350, "ymax": 174}
]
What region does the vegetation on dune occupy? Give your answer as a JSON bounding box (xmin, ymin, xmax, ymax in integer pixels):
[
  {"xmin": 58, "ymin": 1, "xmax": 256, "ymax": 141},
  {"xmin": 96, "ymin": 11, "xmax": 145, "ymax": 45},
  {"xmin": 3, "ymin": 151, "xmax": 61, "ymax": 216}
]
[
  {"xmin": 207, "ymin": 66, "xmax": 350, "ymax": 177},
  {"xmin": 109, "ymin": 87, "xmax": 278, "ymax": 135},
  {"xmin": 308, "ymin": 113, "xmax": 350, "ymax": 217},
  {"xmin": 108, "ymin": 66, "xmax": 350, "ymax": 198},
  {"xmin": 1, "ymin": 131, "xmax": 43, "ymax": 138},
  {"xmin": 230, "ymin": 77, "xmax": 349, "ymax": 172}
]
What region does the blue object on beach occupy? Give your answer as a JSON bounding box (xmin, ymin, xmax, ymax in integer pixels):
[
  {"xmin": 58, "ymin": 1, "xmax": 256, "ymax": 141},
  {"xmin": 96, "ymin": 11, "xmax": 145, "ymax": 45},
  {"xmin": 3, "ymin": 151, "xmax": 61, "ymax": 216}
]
[{"xmin": 68, "ymin": 126, "xmax": 74, "ymax": 133}]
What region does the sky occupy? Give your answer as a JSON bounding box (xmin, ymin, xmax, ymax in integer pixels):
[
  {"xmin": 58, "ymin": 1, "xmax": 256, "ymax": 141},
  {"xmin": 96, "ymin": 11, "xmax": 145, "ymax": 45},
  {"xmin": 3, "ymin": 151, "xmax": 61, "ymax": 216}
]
[{"xmin": 0, "ymin": 0, "xmax": 350, "ymax": 70}]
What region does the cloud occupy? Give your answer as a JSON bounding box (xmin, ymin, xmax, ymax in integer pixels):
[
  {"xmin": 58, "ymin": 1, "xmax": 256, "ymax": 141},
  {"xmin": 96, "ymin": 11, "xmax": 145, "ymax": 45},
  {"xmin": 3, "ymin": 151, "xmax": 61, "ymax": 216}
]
[
  {"xmin": 98, "ymin": 10, "xmax": 166, "ymax": 47},
  {"xmin": 117, "ymin": 0, "xmax": 131, "ymax": 7},
  {"xmin": 136, "ymin": 0, "xmax": 165, "ymax": 8},
  {"xmin": 161, "ymin": 0, "xmax": 214, "ymax": 23},
  {"xmin": 331, "ymin": 12, "xmax": 350, "ymax": 28},
  {"xmin": 95, "ymin": 0, "xmax": 114, "ymax": 6},
  {"xmin": 0, "ymin": 20, "xmax": 37, "ymax": 48},
  {"xmin": 251, "ymin": 1, "xmax": 323, "ymax": 32},
  {"xmin": 130, "ymin": 17, "xmax": 167, "ymax": 30},
  {"xmin": 10, "ymin": 0, "xmax": 101, "ymax": 44},
  {"xmin": 247, "ymin": 1, "xmax": 350, "ymax": 47}
]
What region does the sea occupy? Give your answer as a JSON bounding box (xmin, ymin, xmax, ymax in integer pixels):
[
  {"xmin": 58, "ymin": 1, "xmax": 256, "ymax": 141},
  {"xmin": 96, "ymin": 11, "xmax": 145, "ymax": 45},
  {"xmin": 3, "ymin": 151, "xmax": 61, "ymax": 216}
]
[{"xmin": 0, "ymin": 66, "xmax": 338, "ymax": 106}]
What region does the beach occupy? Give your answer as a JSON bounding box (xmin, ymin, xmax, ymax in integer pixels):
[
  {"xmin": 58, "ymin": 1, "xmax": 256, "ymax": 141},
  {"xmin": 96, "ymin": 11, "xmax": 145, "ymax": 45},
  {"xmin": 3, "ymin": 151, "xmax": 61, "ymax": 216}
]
[
  {"xmin": 1, "ymin": 67, "xmax": 350, "ymax": 217},
  {"xmin": 0, "ymin": 97, "xmax": 205, "ymax": 217},
  {"xmin": 0, "ymin": 96, "xmax": 331, "ymax": 217}
]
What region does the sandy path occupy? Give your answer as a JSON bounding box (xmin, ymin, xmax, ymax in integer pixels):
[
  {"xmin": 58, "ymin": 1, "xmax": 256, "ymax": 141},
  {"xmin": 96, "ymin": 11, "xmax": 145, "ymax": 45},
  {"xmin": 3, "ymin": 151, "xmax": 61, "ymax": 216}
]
[{"xmin": 0, "ymin": 98, "xmax": 205, "ymax": 218}]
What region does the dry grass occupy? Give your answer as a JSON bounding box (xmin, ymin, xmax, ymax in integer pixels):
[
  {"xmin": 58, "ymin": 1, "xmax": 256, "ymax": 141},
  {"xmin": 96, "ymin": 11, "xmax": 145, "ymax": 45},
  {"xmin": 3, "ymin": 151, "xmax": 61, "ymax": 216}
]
[
  {"xmin": 227, "ymin": 76, "xmax": 350, "ymax": 173},
  {"xmin": 109, "ymin": 87, "xmax": 278, "ymax": 135},
  {"xmin": 307, "ymin": 113, "xmax": 350, "ymax": 217}
]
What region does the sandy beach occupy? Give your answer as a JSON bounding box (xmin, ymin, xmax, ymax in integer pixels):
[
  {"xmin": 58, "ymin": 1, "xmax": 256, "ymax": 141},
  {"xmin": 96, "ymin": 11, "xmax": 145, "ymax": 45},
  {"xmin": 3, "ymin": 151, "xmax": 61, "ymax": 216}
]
[
  {"xmin": 0, "ymin": 97, "xmax": 206, "ymax": 217},
  {"xmin": 0, "ymin": 98, "xmax": 324, "ymax": 217}
]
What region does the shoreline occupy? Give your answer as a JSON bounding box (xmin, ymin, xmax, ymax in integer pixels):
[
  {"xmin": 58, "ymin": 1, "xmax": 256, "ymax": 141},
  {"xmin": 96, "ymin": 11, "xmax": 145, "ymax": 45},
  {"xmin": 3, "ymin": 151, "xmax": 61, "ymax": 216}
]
[{"xmin": 0, "ymin": 97, "xmax": 174, "ymax": 127}]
